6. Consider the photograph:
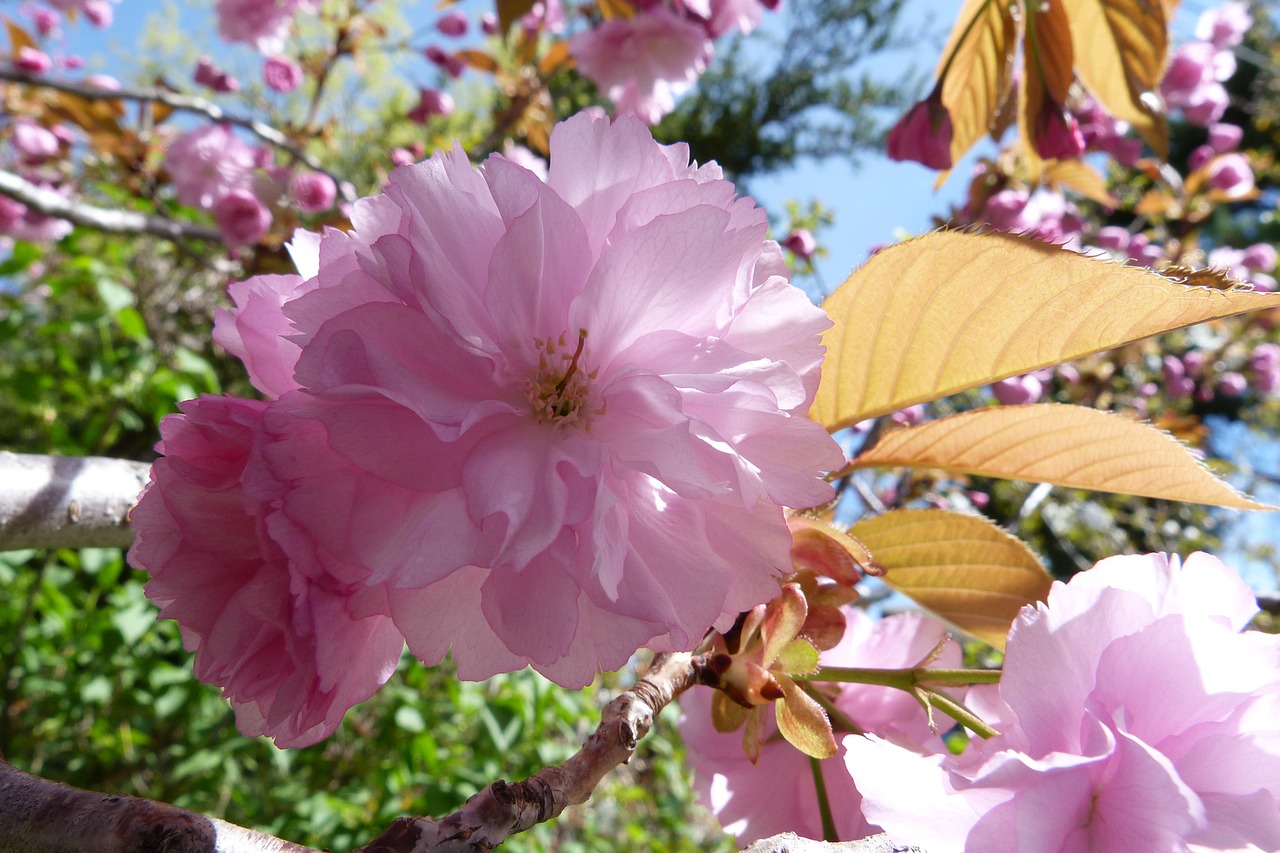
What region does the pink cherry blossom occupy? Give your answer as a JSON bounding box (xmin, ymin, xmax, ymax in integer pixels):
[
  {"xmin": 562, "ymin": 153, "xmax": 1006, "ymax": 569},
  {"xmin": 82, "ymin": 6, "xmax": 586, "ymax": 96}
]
[
  {"xmin": 1208, "ymin": 152, "xmax": 1255, "ymax": 198},
  {"xmin": 1242, "ymin": 243, "xmax": 1277, "ymax": 273},
  {"xmin": 263, "ymin": 56, "xmax": 304, "ymax": 93},
  {"xmin": 127, "ymin": 395, "xmax": 405, "ymax": 747},
  {"xmin": 83, "ymin": 0, "xmax": 113, "ymax": 27},
  {"xmin": 213, "ymin": 188, "xmax": 272, "ymax": 246},
  {"xmin": 436, "ymin": 10, "xmax": 468, "ymax": 37},
  {"xmin": 15, "ymin": 46, "xmax": 52, "ymax": 74},
  {"xmin": 680, "ymin": 610, "xmax": 960, "ymax": 844},
  {"xmin": 215, "ymin": 112, "xmax": 842, "ymax": 687},
  {"xmin": 781, "ymin": 228, "xmax": 816, "ymax": 261},
  {"xmin": 703, "ymin": 0, "xmax": 770, "ymax": 38},
  {"xmin": 164, "ymin": 124, "xmax": 257, "ymax": 209},
  {"xmin": 11, "ymin": 122, "xmax": 60, "ymax": 161},
  {"xmin": 407, "ymin": 87, "xmax": 454, "ymax": 123},
  {"xmin": 847, "ymin": 553, "xmax": 1280, "ymax": 853},
  {"xmin": 215, "ymin": 0, "xmax": 318, "ymax": 55},
  {"xmin": 289, "ymin": 169, "xmax": 336, "ymax": 213},
  {"xmin": 1208, "ymin": 122, "xmax": 1243, "ymax": 152},
  {"xmin": 1033, "ymin": 104, "xmax": 1085, "ymax": 161},
  {"xmin": 886, "ymin": 89, "xmax": 952, "ymax": 170},
  {"xmin": 992, "ymin": 374, "xmax": 1045, "ymax": 405},
  {"xmin": 194, "ymin": 56, "xmax": 240, "ymax": 93},
  {"xmin": 1196, "ymin": 1, "xmax": 1252, "ymax": 49},
  {"xmin": 570, "ymin": 7, "xmax": 713, "ymax": 125},
  {"xmin": 32, "ymin": 8, "xmax": 60, "ymax": 37}
]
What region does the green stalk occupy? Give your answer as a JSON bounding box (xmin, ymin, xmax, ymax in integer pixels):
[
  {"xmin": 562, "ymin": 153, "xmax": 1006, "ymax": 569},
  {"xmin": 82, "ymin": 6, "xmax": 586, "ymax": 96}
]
[{"xmin": 809, "ymin": 755, "xmax": 838, "ymax": 843}]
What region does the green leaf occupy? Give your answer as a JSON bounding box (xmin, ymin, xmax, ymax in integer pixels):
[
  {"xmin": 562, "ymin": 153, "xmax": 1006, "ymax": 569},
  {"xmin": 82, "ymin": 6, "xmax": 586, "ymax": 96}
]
[{"xmin": 774, "ymin": 676, "xmax": 836, "ymax": 760}]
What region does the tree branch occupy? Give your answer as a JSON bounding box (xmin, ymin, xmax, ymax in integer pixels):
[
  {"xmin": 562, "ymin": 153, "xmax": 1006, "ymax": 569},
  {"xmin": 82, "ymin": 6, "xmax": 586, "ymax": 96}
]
[
  {"xmin": 0, "ymin": 759, "xmax": 320, "ymax": 853},
  {"xmin": 0, "ymin": 168, "xmax": 222, "ymax": 241},
  {"xmin": 0, "ymin": 452, "xmax": 150, "ymax": 551},
  {"xmin": 356, "ymin": 651, "xmax": 701, "ymax": 853},
  {"xmin": 0, "ymin": 66, "xmax": 355, "ymax": 203}
]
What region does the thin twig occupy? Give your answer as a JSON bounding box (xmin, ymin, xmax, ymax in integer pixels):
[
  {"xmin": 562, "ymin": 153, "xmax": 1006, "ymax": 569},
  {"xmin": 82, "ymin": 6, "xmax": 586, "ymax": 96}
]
[{"xmin": 0, "ymin": 66, "xmax": 354, "ymax": 203}]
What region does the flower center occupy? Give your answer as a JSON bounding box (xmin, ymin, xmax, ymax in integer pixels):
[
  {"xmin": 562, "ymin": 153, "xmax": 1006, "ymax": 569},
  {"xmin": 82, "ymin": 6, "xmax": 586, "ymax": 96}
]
[{"xmin": 525, "ymin": 329, "xmax": 601, "ymax": 428}]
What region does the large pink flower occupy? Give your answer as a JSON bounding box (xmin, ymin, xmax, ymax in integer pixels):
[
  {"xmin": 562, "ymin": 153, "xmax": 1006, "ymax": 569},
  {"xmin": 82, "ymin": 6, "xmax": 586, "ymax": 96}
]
[
  {"xmin": 680, "ymin": 610, "xmax": 960, "ymax": 844},
  {"xmin": 214, "ymin": 112, "xmax": 842, "ymax": 688},
  {"xmin": 845, "ymin": 553, "xmax": 1280, "ymax": 853},
  {"xmin": 214, "ymin": 0, "xmax": 319, "ymax": 55},
  {"xmin": 570, "ymin": 8, "xmax": 713, "ymax": 124},
  {"xmin": 164, "ymin": 124, "xmax": 257, "ymax": 210},
  {"xmin": 128, "ymin": 395, "xmax": 404, "ymax": 748}
]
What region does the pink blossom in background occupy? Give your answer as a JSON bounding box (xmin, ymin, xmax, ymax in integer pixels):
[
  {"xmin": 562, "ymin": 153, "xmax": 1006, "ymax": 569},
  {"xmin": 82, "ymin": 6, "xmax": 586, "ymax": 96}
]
[
  {"xmin": 1188, "ymin": 143, "xmax": 1215, "ymax": 171},
  {"xmin": 32, "ymin": 8, "xmax": 60, "ymax": 37},
  {"xmin": 436, "ymin": 10, "xmax": 468, "ymax": 37},
  {"xmin": 1208, "ymin": 122, "xmax": 1243, "ymax": 153},
  {"xmin": 11, "ymin": 122, "xmax": 60, "ymax": 161},
  {"xmin": 992, "ymin": 373, "xmax": 1045, "ymax": 405},
  {"xmin": 213, "ymin": 188, "xmax": 272, "ymax": 246},
  {"xmin": 1162, "ymin": 41, "xmax": 1236, "ymax": 126},
  {"xmin": 570, "ymin": 7, "xmax": 713, "ymax": 125},
  {"xmin": 1032, "ymin": 105, "xmax": 1085, "ymax": 161},
  {"xmin": 1242, "ymin": 243, "xmax": 1278, "ymax": 273},
  {"xmin": 424, "ymin": 45, "xmax": 466, "ymax": 78},
  {"xmin": 215, "ymin": 0, "xmax": 318, "ymax": 55},
  {"xmin": 263, "ymin": 56, "xmax": 304, "ymax": 93},
  {"xmin": 1207, "ymin": 152, "xmax": 1255, "ymax": 198},
  {"xmin": 480, "ymin": 12, "xmax": 499, "ymax": 34},
  {"xmin": 290, "ymin": 169, "xmax": 336, "ymax": 213},
  {"xmin": 0, "ymin": 194, "xmax": 72, "ymax": 242},
  {"xmin": 213, "ymin": 112, "xmax": 842, "ymax": 687},
  {"xmin": 1196, "ymin": 0, "xmax": 1252, "ymax": 49},
  {"xmin": 83, "ymin": 0, "xmax": 113, "ymax": 27},
  {"xmin": 886, "ymin": 89, "xmax": 953, "ymax": 170},
  {"xmin": 680, "ymin": 610, "xmax": 960, "ymax": 844},
  {"xmin": 781, "ymin": 228, "xmax": 816, "ymax": 261},
  {"xmin": 1092, "ymin": 225, "xmax": 1130, "ymax": 252},
  {"xmin": 164, "ymin": 124, "xmax": 257, "ymax": 209},
  {"xmin": 846, "ymin": 553, "xmax": 1280, "ymax": 853},
  {"xmin": 85, "ymin": 73, "xmax": 120, "ymax": 90},
  {"xmin": 500, "ymin": 141, "xmax": 548, "ymax": 181},
  {"xmin": 407, "ymin": 87, "xmax": 454, "ymax": 123},
  {"xmin": 15, "ymin": 46, "xmax": 52, "ymax": 74},
  {"xmin": 127, "ymin": 395, "xmax": 405, "ymax": 748},
  {"xmin": 194, "ymin": 56, "xmax": 240, "ymax": 93},
  {"xmin": 703, "ymin": 0, "xmax": 769, "ymax": 38}
]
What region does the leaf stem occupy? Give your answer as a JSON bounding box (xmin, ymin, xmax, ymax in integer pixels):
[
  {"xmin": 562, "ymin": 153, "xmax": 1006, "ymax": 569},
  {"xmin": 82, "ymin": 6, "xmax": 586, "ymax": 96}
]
[{"xmin": 796, "ymin": 666, "xmax": 1001, "ymax": 738}]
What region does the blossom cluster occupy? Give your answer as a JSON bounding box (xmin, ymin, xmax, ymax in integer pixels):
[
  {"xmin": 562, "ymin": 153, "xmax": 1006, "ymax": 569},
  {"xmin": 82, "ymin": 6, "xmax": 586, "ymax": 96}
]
[
  {"xmin": 570, "ymin": 0, "xmax": 780, "ymax": 124},
  {"xmin": 128, "ymin": 113, "xmax": 842, "ymax": 746},
  {"xmin": 687, "ymin": 554, "xmax": 1280, "ymax": 851},
  {"xmin": 848, "ymin": 553, "xmax": 1280, "ymax": 852}
]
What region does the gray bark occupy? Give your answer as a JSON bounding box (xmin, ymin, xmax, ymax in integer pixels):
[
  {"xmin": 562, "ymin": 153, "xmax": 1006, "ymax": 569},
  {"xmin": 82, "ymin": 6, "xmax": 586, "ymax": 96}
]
[{"xmin": 0, "ymin": 451, "xmax": 150, "ymax": 550}]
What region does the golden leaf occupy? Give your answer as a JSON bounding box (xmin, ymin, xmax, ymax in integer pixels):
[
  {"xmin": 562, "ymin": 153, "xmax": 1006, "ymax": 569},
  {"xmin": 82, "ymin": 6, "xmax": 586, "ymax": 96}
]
[
  {"xmin": 812, "ymin": 231, "xmax": 1280, "ymax": 431},
  {"xmin": 851, "ymin": 404, "xmax": 1273, "ymax": 509},
  {"xmin": 850, "ymin": 509, "xmax": 1052, "ymax": 649},
  {"xmin": 936, "ymin": 0, "xmax": 1019, "ymax": 166}
]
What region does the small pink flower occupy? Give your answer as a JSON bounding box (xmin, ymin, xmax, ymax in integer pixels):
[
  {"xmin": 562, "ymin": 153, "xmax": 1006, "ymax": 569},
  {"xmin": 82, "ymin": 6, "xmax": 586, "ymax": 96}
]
[
  {"xmin": 500, "ymin": 141, "xmax": 548, "ymax": 181},
  {"xmin": 886, "ymin": 88, "xmax": 953, "ymax": 170},
  {"xmin": 1196, "ymin": 1, "xmax": 1252, "ymax": 49},
  {"xmin": 992, "ymin": 374, "xmax": 1045, "ymax": 405},
  {"xmin": 85, "ymin": 73, "xmax": 120, "ymax": 90},
  {"xmin": 1217, "ymin": 371, "xmax": 1247, "ymax": 397},
  {"xmin": 83, "ymin": 0, "xmax": 112, "ymax": 27},
  {"xmin": 32, "ymin": 8, "xmax": 60, "ymax": 36},
  {"xmin": 407, "ymin": 87, "xmax": 454, "ymax": 123},
  {"xmin": 1242, "ymin": 243, "xmax": 1277, "ymax": 273},
  {"xmin": 289, "ymin": 169, "xmax": 336, "ymax": 213},
  {"xmin": 424, "ymin": 45, "xmax": 465, "ymax": 78},
  {"xmin": 263, "ymin": 56, "xmax": 304, "ymax": 93},
  {"xmin": 194, "ymin": 56, "xmax": 240, "ymax": 93},
  {"xmin": 703, "ymin": 0, "xmax": 771, "ymax": 37},
  {"xmin": 214, "ymin": 188, "xmax": 273, "ymax": 246},
  {"xmin": 213, "ymin": 112, "xmax": 842, "ymax": 687},
  {"xmin": 1093, "ymin": 226, "xmax": 1130, "ymax": 252},
  {"xmin": 570, "ymin": 6, "xmax": 713, "ymax": 125},
  {"xmin": 1207, "ymin": 152, "xmax": 1255, "ymax": 198},
  {"xmin": 164, "ymin": 124, "xmax": 258, "ymax": 209},
  {"xmin": 128, "ymin": 395, "xmax": 404, "ymax": 748},
  {"xmin": 1188, "ymin": 143, "xmax": 1215, "ymax": 171},
  {"xmin": 15, "ymin": 46, "xmax": 52, "ymax": 74},
  {"xmin": 436, "ymin": 10, "xmax": 468, "ymax": 37},
  {"xmin": 480, "ymin": 12, "xmax": 499, "ymax": 34},
  {"xmin": 1208, "ymin": 122, "xmax": 1243, "ymax": 152},
  {"xmin": 781, "ymin": 228, "xmax": 816, "ymax": 261},
  {"xmin": 11, "ymin": 122, "xmax": 60, "ymax": 161}
]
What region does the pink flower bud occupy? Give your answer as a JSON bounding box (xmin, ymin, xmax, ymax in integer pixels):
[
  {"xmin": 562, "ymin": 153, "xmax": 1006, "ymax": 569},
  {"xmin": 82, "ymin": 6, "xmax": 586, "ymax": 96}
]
[
  {"xmin": 1208, "ymin": 153, "xmax": 1254, "ymax": 197},
  {"xmin": 1242, "ymin": 243, "xmax": 1277, "ymax": 273},
  {"xmin": 1196, "ymin": 1, "xmax": 1252, "ymax": 49},
  {"xmin": 60, "ymin": 54, "xmax": 85, "ymax": 70},
  {"xmin": 1208, "ymin": 122, "xmax": 1243, "ymax": 152},
  {"xmin": 781, "ymin": 228, "xmax": 816, "ymax": 261},
  {"xmin": 407, "ymin": 87, "xmax": 454, "ymax": 124},
  {"xmin": 12, "ymin": 122, "xmax": 60, "ymax": 160},
  {"xmin": 992, "ymin": 374, "xmax": 1044, "ymax": 405},
  {"xmin": 890, "ymin": 404, "xmax": 925, "ymax": 426},
  {"xmin": 263, "ymin": 56, "xmax": 304, "ymax": 93},
  {"xmin": 886, "ymin": 89, "xmax": 953, "ymax": 170},
  {"xmin": 390, "ymin": 147, "xmax": 416, "ymax": 167},
  {"xmin": 1188, "ymin": 144, "xmax": 1214, "ymax": 171},
  {"xmin": 33, "ymin": 8, "xmax": 60, "ymax": 36},
  {"xmin": 437, "ymin": 10, "xmax": 468, "ymax": 37},
  {"xmin": 481, "ymin": 12, "xmax": 499, "ymax": 34},
  {"xmin": 1217, "ymin": 371, "xmax": 1247, "ymax": 397},
  {"xmin": 86, "ymin": 73, "xmax": 120, "ymax": 91},
  {"xmin": 290, "ymin": 170, "xmax": 336, "ymax": 213},
  {"xmin": 1034, "ymin": 107, "xmax": 1086, "ymax": 161},
  {"xmin": 1163, "ymin": 355, "xmax": 1195, "ymax": 399},
  {"xmin": 214, "ymin": 189, "xmax": 272, "ymax": 247},
  {"xmin": 84, "ymin": 0, "xmax": 113, "ymax": 27},
  {"xmin": 194, "ymin": 56, "xmax": 240, "ymax": 93},
  {"xmin": 15, "ymin": 46, "xmax": 52, "ymax": 74},
  {"xmin": 1182, "ymin": 83, "xmax": 1229, "ymax": 126}
]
